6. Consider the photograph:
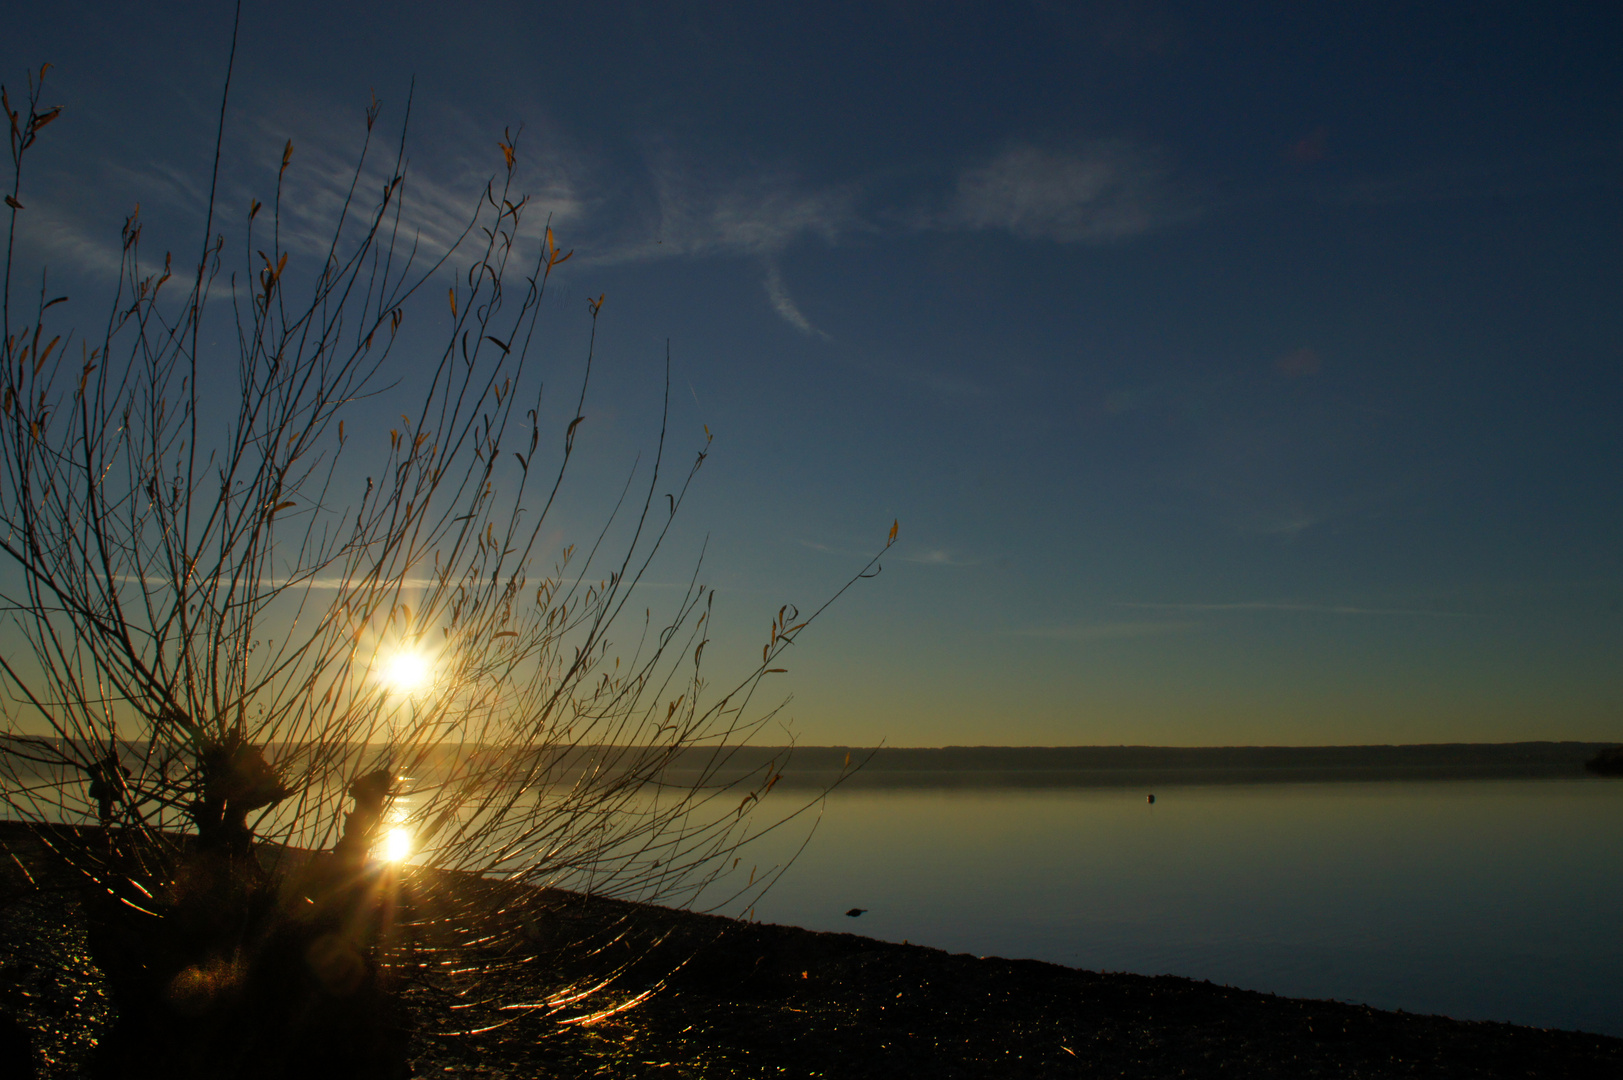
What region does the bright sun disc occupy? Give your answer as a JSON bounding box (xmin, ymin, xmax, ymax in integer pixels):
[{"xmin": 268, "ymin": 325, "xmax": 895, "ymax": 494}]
[
  {"xmin": 383, "ymin": 827, "xmax": 412, "ymax": 862},
  {"xmin": 382, "ymin": 651, "xmax": 431, "ymax": 693}
]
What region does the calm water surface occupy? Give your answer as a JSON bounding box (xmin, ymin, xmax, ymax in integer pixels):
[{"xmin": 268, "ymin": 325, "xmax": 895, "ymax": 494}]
[{"xmin": 746, "ymin": 780, "xmax": 1623, "ymax": 1036}]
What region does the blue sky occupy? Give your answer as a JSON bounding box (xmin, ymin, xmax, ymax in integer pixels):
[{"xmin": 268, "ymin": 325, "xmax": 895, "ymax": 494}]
[{"xmin": 4, "ymin": 1, "xmax": 1621, "ymax": 745}]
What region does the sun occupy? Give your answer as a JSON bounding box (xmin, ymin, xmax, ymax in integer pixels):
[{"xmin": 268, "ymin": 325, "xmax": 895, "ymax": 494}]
[
  {"xmin": 382, "ymin": 827, "xmax": 412, "ymax": 863},
  {"xmin": 380, "ymin": 650, "xmax": 432, "ymax": 694}
]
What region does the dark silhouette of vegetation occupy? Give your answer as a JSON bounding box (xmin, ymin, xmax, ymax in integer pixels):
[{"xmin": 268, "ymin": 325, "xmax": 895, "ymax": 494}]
[
  {"xmin": 1583, "ymin": 747, "xmax": 1623, "ymax": 777},
  {"xmin": 0, "ymin": 17, "xmax": 888, "ymax": 1077}
]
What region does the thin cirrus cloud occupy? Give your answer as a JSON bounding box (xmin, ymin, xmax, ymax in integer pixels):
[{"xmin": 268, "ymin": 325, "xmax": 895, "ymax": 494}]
[
  {"xmin": 247, "ymin": 107, "xmax": 586, "ymax": 267},
  {"xmin": 588, "ymin": 161, "xmax": 856, "ymax": 336},
  {"xmin": 15, "ymin": 100, "xmax": 588, "ymax": 286},
  {"xmin": 1117, "ymin": 601, "xmax": 1474, "ymax": 617},
  {"xmin": 943, "ymin": 142, "xmax": 1189, "ymax": 244},
  {"xmin": 763, "ymin": 261, "xmax": 823, "ymax": 337},
  {"xmin": 629, "ymin": 162, "xmax": 854, "ymax": 260},
  {"xmin": 371, "ymin": 139, "xmax": 1185, "ymax": 334},
  {"xmin": 582, "ymin": 141, "xmax": 1188, "ymax": 332},
  {"xmin": 899, "ymin": 548, "xmax": 980, "ymax": 567},
  {"xmin": 1001, "ymin": 620, "xmax": 1198, "ymax": 642}
]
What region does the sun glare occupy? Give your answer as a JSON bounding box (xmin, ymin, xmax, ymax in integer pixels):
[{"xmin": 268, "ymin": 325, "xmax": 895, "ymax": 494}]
[
  {"xmin": 382, "ymin": 827, "xmax": 412, "ymax": 863},
  {"xmin": 381, "ymin": 650, "xmax": 431, "ymax": 693}
]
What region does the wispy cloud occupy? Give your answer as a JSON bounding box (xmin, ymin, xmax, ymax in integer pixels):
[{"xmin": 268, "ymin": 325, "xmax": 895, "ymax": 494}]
[
  {"xmin": 643, "ymin": 167, "xmax": 852, "ymax": 259},
  {"xmin": 800, "ymin": 538, "xmax": 982, "ymax": 566},
  {"xmin": 586, "ymin": 160, "xmax": 853, "ymax": 333},
  {"xmin": 1116, "ymin": 601, "xmax": 1474, "ymax": 618},
  {"xmin": 899, "ymin": 548, "xmax": 979, "ymax": 567},
  {"xmin": 11, "ymin": 203, "xmax": 125, "ymax": 278},
  {"xmin": 19, "ymin": 98, "xmax": 589, "ymax": 287},
  {"xmin": 763, "ymin": 261, "xmax": 825, "ymax": 337},
  {"xmin": 944, "ymin": 142, "xmax": 1189, "ymax": 243},
  {"xmin": 1001, "ymin": 620, "xmax": 1197, "ymax": 641},
  {"xmin": 237, "ymin": 105, "xmax": 585, "ymax": 269}
]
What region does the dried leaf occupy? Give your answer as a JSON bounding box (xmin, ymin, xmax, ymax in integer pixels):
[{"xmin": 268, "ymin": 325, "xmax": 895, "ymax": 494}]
[{"xmin": 34, "ymin": 335, "xmax": 59, "ymax": 375}]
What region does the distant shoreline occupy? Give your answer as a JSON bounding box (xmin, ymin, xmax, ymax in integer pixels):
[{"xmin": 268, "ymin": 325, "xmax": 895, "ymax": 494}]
[
  {"xmin": 9, "ymin": 740, "xmax": 1618, "ymax": 792},
  {"xmin": 687, "ymin": 741, "xmax": 1622, "ymax": 789}
]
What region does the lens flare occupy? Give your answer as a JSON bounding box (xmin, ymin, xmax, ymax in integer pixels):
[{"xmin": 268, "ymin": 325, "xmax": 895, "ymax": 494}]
[
  {"xmin": 383, "ymin": 827, "xmax": 412, "ymax": 862},
  {"xmin": 382, "ymin": 650, "xmax": 431, "ymax": 693}
]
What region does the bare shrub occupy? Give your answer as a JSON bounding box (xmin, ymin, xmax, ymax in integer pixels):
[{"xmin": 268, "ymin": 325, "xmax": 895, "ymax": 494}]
[{"xmin": 0, "ymin": 35, "xmax": 888, "ymax": 1077}]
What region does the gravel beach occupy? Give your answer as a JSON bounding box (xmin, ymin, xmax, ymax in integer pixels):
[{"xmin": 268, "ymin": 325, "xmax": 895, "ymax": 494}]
[{"xmin": 2, "ymin": 821, "xmax": 1619, "ymax": 1079}]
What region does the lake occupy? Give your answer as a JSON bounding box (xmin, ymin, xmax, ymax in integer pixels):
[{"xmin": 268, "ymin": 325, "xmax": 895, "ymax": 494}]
[{"xmin": 742, "ymin": 779, "xmax": 1623, "ymax": 1037}]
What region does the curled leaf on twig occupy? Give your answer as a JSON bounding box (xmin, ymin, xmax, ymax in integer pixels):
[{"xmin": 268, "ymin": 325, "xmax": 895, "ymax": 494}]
[{"xmin": 545, "ymin": 227, "xmax": 573, "ymax": 270}]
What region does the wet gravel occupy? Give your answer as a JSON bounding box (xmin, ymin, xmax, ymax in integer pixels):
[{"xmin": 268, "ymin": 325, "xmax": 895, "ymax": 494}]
[
  {"xmin": 402, "ymin": 897, "xmax": 1623, "ymax": 1079},
  {"xmin": 0, "ymin": 830, "xmax": 115, "ymax": 1078}
]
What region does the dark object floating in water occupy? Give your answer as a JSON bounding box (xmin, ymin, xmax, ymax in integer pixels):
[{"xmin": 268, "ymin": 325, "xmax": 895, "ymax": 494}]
[
  {"xmin": 1584, "ymin": 747, "xmax": 1623, "ymax": 777},
  {"xmin": 1146, "ymin": 794, "xmax": 1156, "ymax": 804},
  {"xmin": 846, "ymin": 908, "xmax": 868, "ymax": 917}
]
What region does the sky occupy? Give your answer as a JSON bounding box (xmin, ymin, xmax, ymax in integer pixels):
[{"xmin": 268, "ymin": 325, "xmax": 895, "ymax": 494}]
[{"xmin": 2, "ymin": 1, "xmax": 1620, "ymax": 746}]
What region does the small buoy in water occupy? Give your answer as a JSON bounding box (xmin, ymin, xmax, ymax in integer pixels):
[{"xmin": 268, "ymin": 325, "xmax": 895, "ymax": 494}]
[
  {"xmin": 1146, "ymin": 793, "xmax": 1156, "ymax": 804},
  {"xmin": 846, "ymin": 908, "xmax": 867, "ymax": 917}
]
